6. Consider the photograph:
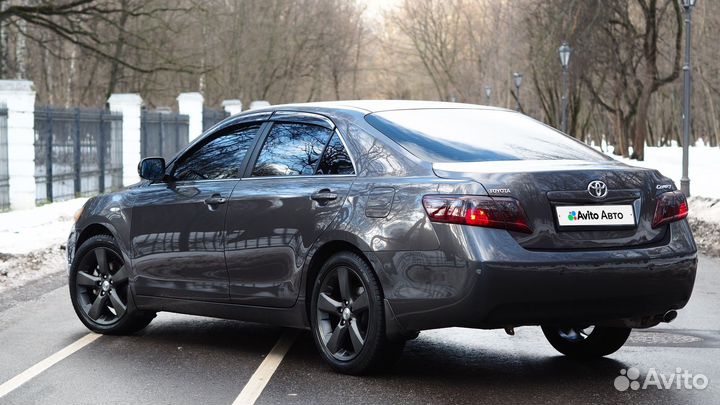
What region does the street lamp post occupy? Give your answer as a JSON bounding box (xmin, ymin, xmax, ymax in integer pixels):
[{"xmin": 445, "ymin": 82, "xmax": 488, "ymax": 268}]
[
  {"xmin": 559, "ymin": 41, "xmax": 572, "ymax": 134},
  {"xmin": 513, "ymin": 72, "xmax": 523, "ymax": 111},
  {"xmin": 681, "ymin": 0, "xmax": 696, "ymax": 197},
  {"xmin": 484, "ymin": 85, "xmax": 492, "ymax": 105}
]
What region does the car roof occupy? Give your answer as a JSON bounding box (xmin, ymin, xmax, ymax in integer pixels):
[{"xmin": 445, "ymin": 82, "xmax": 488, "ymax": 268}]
[{"xmin": 244, "ymin": 100, "xmax": 509, "ymax": 115}]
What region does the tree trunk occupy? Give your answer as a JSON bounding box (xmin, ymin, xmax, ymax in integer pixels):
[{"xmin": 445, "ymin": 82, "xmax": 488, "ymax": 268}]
[
  {"xmin": 104, "ymin": 0, "xmax": 129, "ymax": 101},
  {"xmin": 65, "ymin": 45, "xmax": 77, "ymax": 108},
  {"xmin": 613, "ymin": 107, "xmax": 627, "ymax": 156},
  {"xmin": 647, "ymin": 121, "xmax": 655, "ymax": 147},
  {"xmin": 15, "ymin": 19, "xmax": 27, "ymax": 79},
  {"xmin": 699, "ymin": 67, "xmax": 719, "ymax": 147},
  {"xmin": 0, "ymin": 10, "xmax": 7, "ymax": 77},
  {"xmin": 611, "ymin": 79, "xmax": 628, "ymax": 156},
  {"xmin": 199, "ymin": 19, "xmax": 207, "ymax": 93},
  {"xmin": 633, "ymin": 71, "xmax": 654, "ymax": 161},
  {"xmin": 41, "ymin": 38, "xmax": 54, "ymax": 105}
]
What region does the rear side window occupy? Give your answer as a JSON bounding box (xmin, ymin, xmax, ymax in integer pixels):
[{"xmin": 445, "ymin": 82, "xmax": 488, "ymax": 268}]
[
  {"xmin": 251, "ymin": 123, "xmax": 333, "ymax": 176},
  {"xmin": 316, "ymin": 133, "xmax": 355, "ymax": 175},
  {"xmin": 366, "ymin": 109, "xmax": 611, "ymax": 163},
  {"xmin": 173, "ymin": 124, "xmax": 259, "ymax": 181}
]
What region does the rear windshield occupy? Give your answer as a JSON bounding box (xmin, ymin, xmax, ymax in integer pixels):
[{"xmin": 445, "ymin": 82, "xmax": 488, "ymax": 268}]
[{"xmin": 365, "ymin": 109, "xmax": 610, "ymax": 163}]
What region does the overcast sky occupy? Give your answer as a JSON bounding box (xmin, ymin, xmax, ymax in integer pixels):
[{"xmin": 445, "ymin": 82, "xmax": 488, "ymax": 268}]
[{"xmin": 361, "ymin": 0, "xmax": 402, "ymax": 18}]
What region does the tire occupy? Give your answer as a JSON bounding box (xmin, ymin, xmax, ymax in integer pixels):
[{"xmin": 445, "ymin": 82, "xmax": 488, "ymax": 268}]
[
  {"xmin": 310, "ymin": 251, "xmax": 404, "ymax": 375},
  {"xmin": 69, "ymin": 234, "xmax": 155, "ymax": 335},
  {"xmin": 541, "ymin": 325, "xmax": 631, "ymax": 358}
]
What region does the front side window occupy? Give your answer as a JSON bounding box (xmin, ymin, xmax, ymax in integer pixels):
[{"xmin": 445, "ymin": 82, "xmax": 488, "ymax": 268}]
[
  {"xmin": 252, "ymin": 123, "xmax": 333, "ymax": 177},
  {"xmin": 316, "ymin": 133, "xmax": 355, "ymax": 175},
  {"xmin": 173, "ymin": 124, "xmax": 260, "ymax": 181}
]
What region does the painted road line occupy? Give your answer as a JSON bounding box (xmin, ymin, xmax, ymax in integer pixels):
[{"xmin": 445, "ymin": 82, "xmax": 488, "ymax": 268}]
[
  {"xmin": 232, "ymin": 330, "xmax": 298, "ymax": 405},
  {"xmin": 0, "ymin": 333, "xmax": 101, "ymax": 398}
]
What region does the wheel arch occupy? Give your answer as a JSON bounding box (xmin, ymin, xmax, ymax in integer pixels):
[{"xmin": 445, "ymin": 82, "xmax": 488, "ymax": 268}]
[
  {"xmin": 303, "ymin": 240, "xmax": 375, "ymax": 321},
  {"xmin": 75, "ymin": 222, "xmax": 115, "ymax": 252},
  {"xmin": 302, "ymin": 239, "xmax": 411, "ymax": 341},
  {"xmin": 73, "ymin": 220, "xmax": 134, "ymax": 274}
]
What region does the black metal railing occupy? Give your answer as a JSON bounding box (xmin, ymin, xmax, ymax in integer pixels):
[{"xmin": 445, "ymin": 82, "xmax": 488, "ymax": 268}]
[
  {"xmin": 141, "ymin": 110, "xmax": 190, "ymax": 161},
  {"xmin": 203, "ymin": 108, "xmax": 228, "ymax": 132},
  {"xmin": 0, "ymin": 107, "xmax": 8, "ymax": 210},
  {"xmin": 34, "ymin": 107, "xmax": 123, "ymax": 204}
]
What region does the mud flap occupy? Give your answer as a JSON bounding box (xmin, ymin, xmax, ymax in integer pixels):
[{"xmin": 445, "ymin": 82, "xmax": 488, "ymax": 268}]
[{"xmin": 384, "ymin": 299, "xmax": 418, "ymax": 342}]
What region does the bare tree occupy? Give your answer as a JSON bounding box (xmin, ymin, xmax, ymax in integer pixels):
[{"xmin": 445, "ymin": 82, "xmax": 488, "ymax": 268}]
[
  {"xmin": 580, "ymin": 0, "xmax": 682, "ymax": 159},
  {"xmin": 392, "ymin": 0, "xmax": 469, "ymax": 101},
  {"xmin": 0, "ymin": 0, "xmax": 715, "ymax": 152}
]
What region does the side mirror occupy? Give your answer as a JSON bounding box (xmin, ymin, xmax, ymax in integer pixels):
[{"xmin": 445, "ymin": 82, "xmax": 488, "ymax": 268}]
[{"xmin": 138, "ymin": 157, "xmax": 166, "ymax": 181}]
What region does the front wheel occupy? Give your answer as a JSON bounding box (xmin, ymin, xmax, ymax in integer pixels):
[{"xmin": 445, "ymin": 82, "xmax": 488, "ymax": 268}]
[
  {"xmin": 310, "ymin": 251, "xmax": 403, "ymax": 375},
  {"xmin": 69, "ymin": 235, "xmax": 155, "ymax": 335},
  {"xmin": 541, "ymin": 325, "xmax": 631, "ymax": 358}
]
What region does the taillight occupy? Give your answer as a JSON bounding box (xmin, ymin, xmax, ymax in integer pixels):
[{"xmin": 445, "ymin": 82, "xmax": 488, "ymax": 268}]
[
  {"xmin": 652, "ymin": 191, "xmax": 688, "ymax": 228},
  {"xmin": 422, "ymin": 195, "xmax": 532, "ymax": 234}
]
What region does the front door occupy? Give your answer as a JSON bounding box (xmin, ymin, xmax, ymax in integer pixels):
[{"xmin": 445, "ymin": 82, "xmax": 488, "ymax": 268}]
[
  {"xmin": 130, "ymin": 123, "xmax": 263, "ymax": 302},
  {"xmin": 225, "ymin": 120, "xmax": 357, "ymax": 307}
]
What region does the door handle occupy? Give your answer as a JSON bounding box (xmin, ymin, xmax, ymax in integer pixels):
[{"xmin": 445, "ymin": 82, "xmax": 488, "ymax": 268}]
[
  {"xmin": 311, "ymin": 189, "xmax": 338, "ymax": 202},
  {"xmin": 204, "ymin": 195, "xmax": 227, "ymax": 205}
]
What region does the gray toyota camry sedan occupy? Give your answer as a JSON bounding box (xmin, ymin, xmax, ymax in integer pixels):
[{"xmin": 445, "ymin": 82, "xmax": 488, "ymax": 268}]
[{"xmin": 67, "ymin": 100, "xmax": 696, "ymax": 374}]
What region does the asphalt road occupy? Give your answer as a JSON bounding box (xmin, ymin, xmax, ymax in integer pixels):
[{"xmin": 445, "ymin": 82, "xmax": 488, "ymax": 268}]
[{"xmin": 1, "ymin": 256, "xmax": 718, "ymax": 405}]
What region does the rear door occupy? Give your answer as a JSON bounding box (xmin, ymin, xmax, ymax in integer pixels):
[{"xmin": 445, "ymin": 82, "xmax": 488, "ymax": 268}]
[
  {"xmin": 130, "ymin": 122, "xmax": 263, "ymax": 301},
  {"xmin": 225, "ymin": 113, "xmax": 356, "ymax": 307}
]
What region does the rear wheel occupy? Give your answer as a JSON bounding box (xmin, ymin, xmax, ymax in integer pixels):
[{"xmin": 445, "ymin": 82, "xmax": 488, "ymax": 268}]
[
  {"xmin": 69, "ymin": 235, "xmax": 155, "ymax": 335},
  {"xmin": 310, "ymin": 251, "xmax": 404, "ymax": 374},
  {"xmin": 541, "ymin": 325, "xmax": 631, "ymax": 358}
]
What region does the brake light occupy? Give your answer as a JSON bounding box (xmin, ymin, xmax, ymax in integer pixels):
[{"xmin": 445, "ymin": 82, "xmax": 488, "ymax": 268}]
[
  {"xmin": 652, "ymin": 191, "xmax": 688, "ymax": 228},
  {"xmin": 422, "ymin": 195, "xmax": 532, "ymax": 234}
]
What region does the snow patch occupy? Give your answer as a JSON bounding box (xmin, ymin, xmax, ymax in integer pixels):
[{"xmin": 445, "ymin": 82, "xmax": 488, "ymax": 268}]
[
  {"xmin": 600, "ymin": 145, "xmax": 720, "ymax": 199},
  {"xmin": 0, "ymin": 198, "xmax": 87, "ymax": 293},
  {"xmin": 0, "ymin": 198, "xmax": 87, "ymax": 255},
  {"xmin": 688, "ymin": 196, "xmax": 720, "ymax": 225}
]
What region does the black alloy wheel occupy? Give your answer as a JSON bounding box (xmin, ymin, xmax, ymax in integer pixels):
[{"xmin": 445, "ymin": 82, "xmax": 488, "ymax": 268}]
[
  {"xmin": 74, "ymin": 245, "xmax": 128, "ymax": 324},
  {"xmin": 316, "ymin": 265, "xmax": 370, "ymax": 361},
  {"xmin": 542, "ymin": 324, "xmax": 632, "ymax": 358},
  {"xmin": 70, "ymin": 235, "xmax": 154, "ymax": 334},
  {"xmin": 557, "ymin": 325, "xmax": 595, "ymax": 342},
  {"xmin": 311, "ymin": 251, "xmax": 404, "ymax": 375}
]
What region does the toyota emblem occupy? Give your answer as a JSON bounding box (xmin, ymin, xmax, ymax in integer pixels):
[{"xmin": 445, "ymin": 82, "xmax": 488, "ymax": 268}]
[{"xmin": 587, "ymin": 180, "xmax": 608, "ymax": 198}]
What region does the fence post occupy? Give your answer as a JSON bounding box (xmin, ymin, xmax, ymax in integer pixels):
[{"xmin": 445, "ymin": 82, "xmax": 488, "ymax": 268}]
[
  {"xmin": 249, "ymin": 100, "xmax": 271, "ymax": 110},
  {"xmin": 158, "ymin": 112, "xmax": 163, "ymax": 158},
  {"xmin": 175, "ymin": 112, "xmax": 180, "ymax": 153},
  {"xmin": 177, "ymin": 92, "xmax": 203, "ymax": 142},
  {"xmin": 140, "ymin": 109, "xmax": 146, "ymax": 158},
  {"xmin": 0, "ymin": 80, "xmax": 36, "ymax": 209},
  {"xmin": 74, "ymin": 108, "xmax": 81, "ymax": 196},
  {"xmin": 108, "ymin": 93, "xmax": 142, "ymax": 187},
  {"xmin": 98, "ymin": 110, "xmax": 106, "ymax": 193},
  {"xmin": 45, "ymin": 108, "xmax": 53, "ymax": 203},
  {"xmin": 222, "ymin": 99, "xmax": 243, "ymax": 116}
]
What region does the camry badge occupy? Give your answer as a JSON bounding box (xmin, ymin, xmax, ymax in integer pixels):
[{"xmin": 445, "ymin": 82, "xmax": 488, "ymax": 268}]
[{"xmin": 587, "ymin": 180, "xmax": 608, "ymax": 198}]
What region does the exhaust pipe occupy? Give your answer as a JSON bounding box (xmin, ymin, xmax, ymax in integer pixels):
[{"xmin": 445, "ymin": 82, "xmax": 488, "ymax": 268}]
[{"xmin": 663, "ymin": 310, "xmax": 678, "ymax": 323}]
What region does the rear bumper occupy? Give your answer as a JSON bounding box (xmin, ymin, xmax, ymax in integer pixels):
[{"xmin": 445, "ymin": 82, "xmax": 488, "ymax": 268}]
[
  {"xmin": 476, "ymin": 255, "xmax": 695, "ymax": 328},
  {"xmin": 370, "ymin": 220, "xmax": 697, "ymax": 331}
]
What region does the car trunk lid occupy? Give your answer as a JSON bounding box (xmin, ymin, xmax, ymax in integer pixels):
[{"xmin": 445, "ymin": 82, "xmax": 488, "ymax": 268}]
[{"xmin": 433, "ymin": 159, "xmax": 673, "ymax": 250}]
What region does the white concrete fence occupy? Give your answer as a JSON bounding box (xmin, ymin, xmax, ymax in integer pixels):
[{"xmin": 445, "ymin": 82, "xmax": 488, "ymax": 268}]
[{"xmin": 0, "ymin": 79, "xmax": 265, "ymax": 210}]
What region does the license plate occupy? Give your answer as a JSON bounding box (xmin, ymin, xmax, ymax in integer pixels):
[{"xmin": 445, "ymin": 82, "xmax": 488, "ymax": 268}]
[{"xmin": 556, "ymin": 205, "xmax": 635, "ymax": 227}]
